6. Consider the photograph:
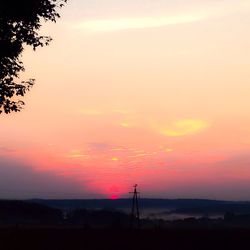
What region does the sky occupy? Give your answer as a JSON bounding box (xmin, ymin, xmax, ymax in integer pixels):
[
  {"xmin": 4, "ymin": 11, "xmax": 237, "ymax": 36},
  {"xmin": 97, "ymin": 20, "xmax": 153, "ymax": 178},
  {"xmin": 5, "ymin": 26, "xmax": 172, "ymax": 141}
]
[{"xmin": 1, "ymin": 0, "xmax": 250, "ymax": 200}]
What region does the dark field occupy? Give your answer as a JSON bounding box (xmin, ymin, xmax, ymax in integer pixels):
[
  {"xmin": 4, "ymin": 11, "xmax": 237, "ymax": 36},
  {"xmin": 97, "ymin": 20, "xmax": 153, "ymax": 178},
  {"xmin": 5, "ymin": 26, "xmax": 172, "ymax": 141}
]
[{"xmin": 1, "ymin": 227, "xmax": 250, "ymax": 250}]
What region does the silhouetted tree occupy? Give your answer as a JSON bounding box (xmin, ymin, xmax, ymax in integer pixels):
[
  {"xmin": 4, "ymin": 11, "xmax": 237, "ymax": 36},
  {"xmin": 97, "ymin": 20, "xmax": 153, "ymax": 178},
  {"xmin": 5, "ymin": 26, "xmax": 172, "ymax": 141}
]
[{"xmin": 0, "ymin": 0, "xmax": 67, "ymax": 114}]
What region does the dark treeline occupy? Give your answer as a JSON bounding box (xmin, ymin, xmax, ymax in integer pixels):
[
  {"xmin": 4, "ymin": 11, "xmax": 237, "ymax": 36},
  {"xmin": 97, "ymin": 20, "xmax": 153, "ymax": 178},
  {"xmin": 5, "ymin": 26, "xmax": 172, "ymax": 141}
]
[
  {"xmin": 1, "ymin": 200, "xmax": 250, "ymax": 249},
  {"xmin": 31, "ymin": 198, "xmax": 250, "ymax": 211},
  {"xmin": 1, "ymin": 200, "xmax": 250, "ymax": 229},
  {"xmin": 0, "ymin": 200, "xmax": 130, "ymax": 227}
]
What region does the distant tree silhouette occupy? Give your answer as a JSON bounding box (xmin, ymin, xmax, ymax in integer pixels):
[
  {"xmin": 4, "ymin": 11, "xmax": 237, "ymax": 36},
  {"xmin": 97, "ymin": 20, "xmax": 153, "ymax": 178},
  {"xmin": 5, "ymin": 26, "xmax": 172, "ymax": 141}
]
[{"xmin": 0, "ymin": 0, "xmax": 67, "ymax": 114}]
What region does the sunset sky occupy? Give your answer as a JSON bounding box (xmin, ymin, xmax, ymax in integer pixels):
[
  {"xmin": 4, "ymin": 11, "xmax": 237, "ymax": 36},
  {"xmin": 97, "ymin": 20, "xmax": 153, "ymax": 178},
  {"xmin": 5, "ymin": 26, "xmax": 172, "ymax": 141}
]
[{"xmin": 1, "ymin": 0, "xmax": 250, "ymax": 200}]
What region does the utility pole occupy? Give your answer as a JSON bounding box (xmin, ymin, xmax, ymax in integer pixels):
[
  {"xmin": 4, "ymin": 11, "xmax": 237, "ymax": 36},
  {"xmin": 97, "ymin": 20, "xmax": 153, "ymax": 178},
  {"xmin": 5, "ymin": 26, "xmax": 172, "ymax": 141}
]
[{"xmin": 130, "ymin": 184, "xmax": 140, "ymax": 228}]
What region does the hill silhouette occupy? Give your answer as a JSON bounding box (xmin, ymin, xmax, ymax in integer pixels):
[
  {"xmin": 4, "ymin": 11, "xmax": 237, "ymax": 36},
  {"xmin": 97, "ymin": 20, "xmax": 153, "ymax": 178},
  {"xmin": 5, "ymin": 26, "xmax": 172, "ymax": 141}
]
[{"xmin": 0, "ymin": 200, "xmax": 61, "ymax": 225}]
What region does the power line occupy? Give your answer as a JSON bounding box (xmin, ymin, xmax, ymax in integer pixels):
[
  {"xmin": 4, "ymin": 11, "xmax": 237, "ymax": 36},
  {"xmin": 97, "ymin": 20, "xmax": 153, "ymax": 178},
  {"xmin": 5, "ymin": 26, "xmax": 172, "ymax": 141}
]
[{"xmin": 130, "ymin": 184, "xmax": 140, "ymax": 228}]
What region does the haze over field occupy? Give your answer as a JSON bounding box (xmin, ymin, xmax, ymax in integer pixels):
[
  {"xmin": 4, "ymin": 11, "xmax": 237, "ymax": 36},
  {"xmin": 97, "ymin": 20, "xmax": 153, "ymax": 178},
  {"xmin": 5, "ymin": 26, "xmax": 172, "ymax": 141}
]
[{"xmin": 1, "ymin": 0, "xmax": 250, "ymax": 200}]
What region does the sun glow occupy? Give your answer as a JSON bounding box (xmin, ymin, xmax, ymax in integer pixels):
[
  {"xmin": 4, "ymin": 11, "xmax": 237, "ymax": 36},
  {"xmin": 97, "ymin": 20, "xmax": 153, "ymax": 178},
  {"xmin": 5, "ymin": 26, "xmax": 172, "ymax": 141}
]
[{"xmin": 110, "ymin": 194, "xmax": 119, "ymax": 200}]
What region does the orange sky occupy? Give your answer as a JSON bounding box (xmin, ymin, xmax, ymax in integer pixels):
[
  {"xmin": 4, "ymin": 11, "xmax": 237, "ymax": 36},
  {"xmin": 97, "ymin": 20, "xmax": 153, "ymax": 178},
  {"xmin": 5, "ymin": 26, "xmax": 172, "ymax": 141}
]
[{"xmin": 1, "ymin": 0, "xmax": 250, "ymax": 200}]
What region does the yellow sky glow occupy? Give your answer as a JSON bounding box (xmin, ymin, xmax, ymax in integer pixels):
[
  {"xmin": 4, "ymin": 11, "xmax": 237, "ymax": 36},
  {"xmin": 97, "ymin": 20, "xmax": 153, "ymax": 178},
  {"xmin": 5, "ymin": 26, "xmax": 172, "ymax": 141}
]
[{"xmin": 161, "ymin": 119, "xmax": 209, "ymax": 137}]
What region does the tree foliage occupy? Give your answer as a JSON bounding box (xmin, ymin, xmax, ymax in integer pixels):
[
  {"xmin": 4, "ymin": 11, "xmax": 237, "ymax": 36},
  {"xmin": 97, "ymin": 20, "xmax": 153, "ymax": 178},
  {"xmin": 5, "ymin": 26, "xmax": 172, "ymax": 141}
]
[{"xmin": 0, "ymin": 0, "xmax": 67, "ymax": 114}]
